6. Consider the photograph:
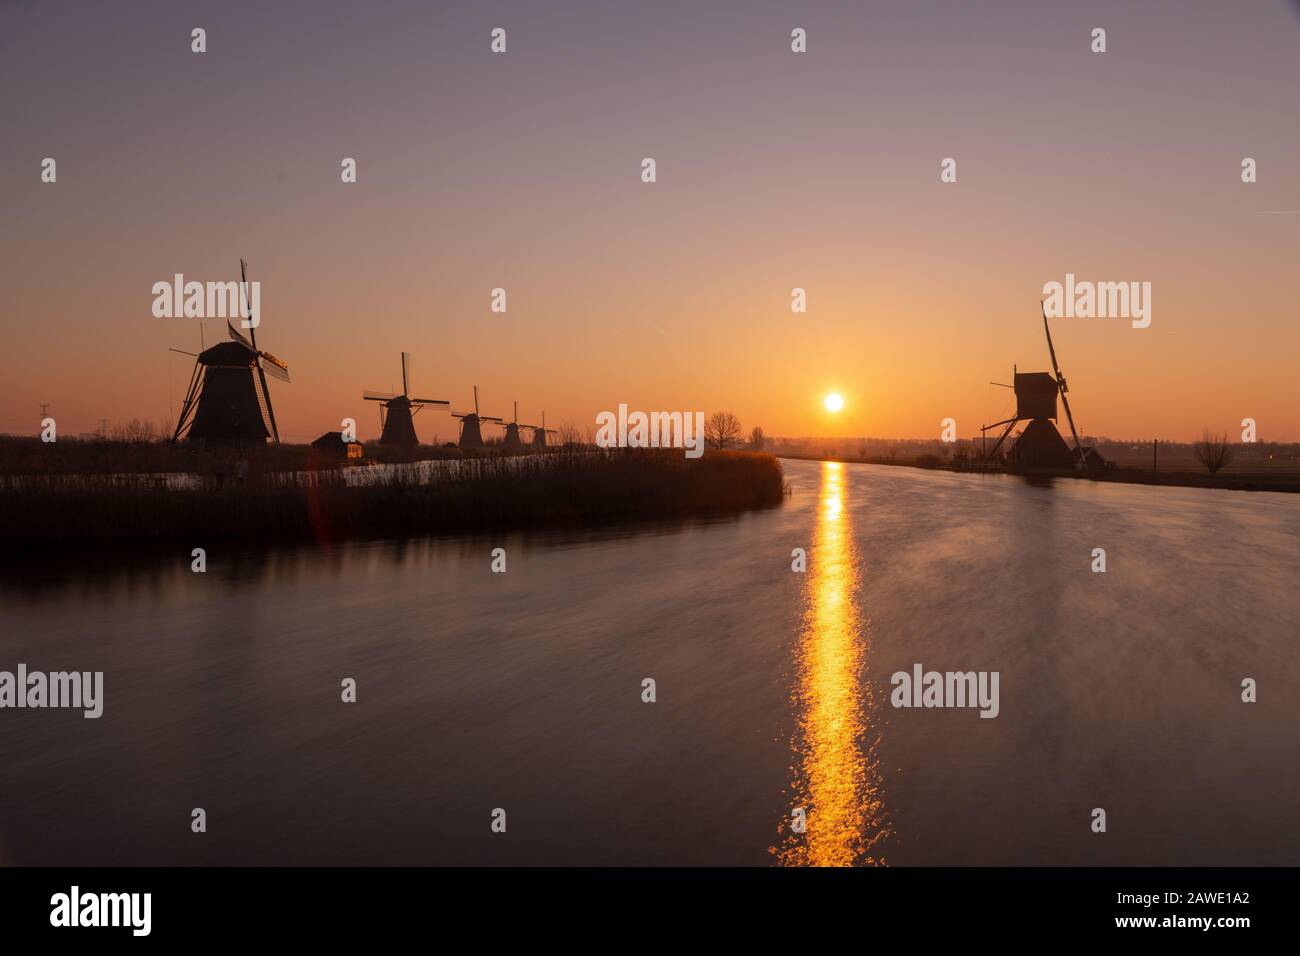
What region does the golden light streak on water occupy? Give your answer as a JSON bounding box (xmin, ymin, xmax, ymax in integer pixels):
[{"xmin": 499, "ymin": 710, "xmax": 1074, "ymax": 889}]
[{"xmin": 779, "ymin": 461, "xmax": 889, "ymax": 866}]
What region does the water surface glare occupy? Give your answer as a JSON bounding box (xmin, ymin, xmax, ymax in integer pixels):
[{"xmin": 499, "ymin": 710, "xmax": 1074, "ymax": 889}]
[{"xmin": 1, "ymin": 459, "xmax": 1297, "ymax": 865}]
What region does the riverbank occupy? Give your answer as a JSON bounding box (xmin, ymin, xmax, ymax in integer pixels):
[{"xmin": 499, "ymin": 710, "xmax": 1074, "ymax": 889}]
[
  {"xmin": 775, "ymin": 452, "xmax": 1300, "ymax": 493},
  {"xmin": 2, "ymin": 449, "xmax": 786, "ymax": 545}
]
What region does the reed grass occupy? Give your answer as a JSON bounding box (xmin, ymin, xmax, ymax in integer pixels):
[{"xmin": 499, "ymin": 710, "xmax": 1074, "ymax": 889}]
[
  {"xmin": 0, "ymin": 435, "xmax": 462, "ymax": 477},
  {"xmin": 1, "ymin": 449, "xmax": 785, "ymax": 545}
]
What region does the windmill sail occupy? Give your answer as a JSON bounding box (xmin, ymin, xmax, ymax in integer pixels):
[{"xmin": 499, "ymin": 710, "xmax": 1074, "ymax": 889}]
[
  {"xmin": 252, "ymin": 372, "xmax": 276, "ymax": 439},
  {"xmin": 258, "ymin": 350, "xmax": 290, "ymax": 383},
  {"xmin": 1041, "ymin": 301, "xmax": 1086, "ymax": 464},
  {"xmin": 227, "ymin": 320, "xmax": 254, "ymax": 350},
  {"xmin": 259, "ymin": 360, "xmax": 290, "ymax": 384}
]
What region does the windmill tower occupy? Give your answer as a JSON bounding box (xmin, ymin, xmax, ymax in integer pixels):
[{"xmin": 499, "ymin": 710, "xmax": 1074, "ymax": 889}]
[
  {"xmin": 363, "ymin": 352, "xmax": 449, "ymax": 447},
  {"xmin": 530, "ymin": 410, "xmax": 557, "ymax": 450},
  {"xmin": 171, "ymin": 260, "xmax": 289, "ymax": 446},
  {"xmin": 451, "ymin": 386, "xmax": 503, "ymax": 450},
  {"xmin": 979, "ymin": 303, "xmax": 1091, "ymax": 469}
]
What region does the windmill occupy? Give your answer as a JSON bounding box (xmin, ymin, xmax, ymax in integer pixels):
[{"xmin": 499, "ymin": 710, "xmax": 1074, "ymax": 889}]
[
  {"xmin": 171, "ymin": 260, "xmax": 289, "ymax": 446},
  {"xmin": 500, "ymin": 402, "xmax": 526, "ymax": 452},
  {"xmin": 978, "ymin": 303, "xmax": 1093, "ymax": 469},
  {"xmin": 500, "ymin": 401, "xmax": 546, "ymax": 452},
  {"xmin": 363, "ymin": 352, "xmax": 449, "ymax": 447},
  {"xmin": 451, "ymin": 386, "xmax": 503, "ymax": 450},
  {"xmin": 530, "ymin": 411, "xmax": 558, "ymax": 450}
]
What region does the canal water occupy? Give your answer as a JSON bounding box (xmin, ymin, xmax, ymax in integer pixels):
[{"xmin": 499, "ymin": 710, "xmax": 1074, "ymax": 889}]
[{"xmin": 1, "ymin": 459, "xmax": 1296, "ymax": 865}]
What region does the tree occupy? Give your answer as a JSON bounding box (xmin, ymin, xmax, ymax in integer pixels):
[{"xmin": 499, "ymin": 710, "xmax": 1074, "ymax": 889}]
[
  {"xmin": 110, "ymin": 418, "xmax": 158, "ymax": 443},
  {"xmin": 1193, "ymin": 430, "xmax": 1235, "ymax": 475},
  {"xmin": 556, "ymin": 422, "xmax": 588, "ymax": 449},
  {"xmin": 705, "ymin": 411, "xmax": 742, "ymax": 449},
  {"xmin": 748, "ymin": 426, "xmax": 765, "ymax": 450}
]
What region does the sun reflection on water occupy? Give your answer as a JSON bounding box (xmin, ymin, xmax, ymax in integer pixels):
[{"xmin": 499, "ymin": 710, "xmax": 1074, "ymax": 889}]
[{"xmin": 779, "ymin": 461, "xmax": 889, "ymax": 866}]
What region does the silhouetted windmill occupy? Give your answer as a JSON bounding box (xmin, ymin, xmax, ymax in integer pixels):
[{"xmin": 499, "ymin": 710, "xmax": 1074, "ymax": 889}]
[
  {"xmin": 363, "ymin": 352, "xmax": 449, "ymax": 447},
  {"xmin": 530, "ymin": 410, "xmax": 557, "ymax": 450},
  {"xmin": 501, "ymin": 401, "xmax": 538, "ymax": 452},
  {"xmin": 979, "ymin": 304, "xmax": 1092, "ymax": 468},
  {"xmin": 451, "ymin": 386, "xmax": 503, "ymax": 450},
  {"xmin": 171, "ymin": 260, "xmax": 289, "ymax": 446}
]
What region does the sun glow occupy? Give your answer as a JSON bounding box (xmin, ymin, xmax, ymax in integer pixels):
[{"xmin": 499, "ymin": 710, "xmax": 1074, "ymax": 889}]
[{"xmin": 824, "ymin": 393, "xmax": 844, "ymax": 413}]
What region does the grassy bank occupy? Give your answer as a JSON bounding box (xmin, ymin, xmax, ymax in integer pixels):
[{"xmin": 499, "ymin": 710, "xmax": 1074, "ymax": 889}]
[{"xmin": 2, "ymin": 449, "xmax": 786, "ymax": 545}]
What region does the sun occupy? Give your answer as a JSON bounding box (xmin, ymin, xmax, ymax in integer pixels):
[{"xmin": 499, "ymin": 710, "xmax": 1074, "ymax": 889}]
[{"xmin": 823, "ymin": 392, "xmax": 844, "ymax": 413}]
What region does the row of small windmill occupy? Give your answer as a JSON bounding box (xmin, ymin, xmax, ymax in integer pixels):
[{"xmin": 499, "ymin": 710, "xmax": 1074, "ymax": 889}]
[
  {"xmin": 364, "ymin": 353, "xmax": 555, "ymax": 450},
  {"xmin": 170, "ymin": 261, "xmax": 556, "ymax": 451}
]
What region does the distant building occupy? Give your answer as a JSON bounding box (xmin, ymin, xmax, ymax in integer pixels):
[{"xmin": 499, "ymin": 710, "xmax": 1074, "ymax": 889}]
[{"xmin": 311, "ymin": 432, "xmax": 364, "ymax": 461}]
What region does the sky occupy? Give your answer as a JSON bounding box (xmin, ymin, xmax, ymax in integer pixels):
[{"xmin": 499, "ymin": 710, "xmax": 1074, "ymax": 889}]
[{"xmin": 1, "ymin": 0, "xmax": 1297, "ymax": 443}]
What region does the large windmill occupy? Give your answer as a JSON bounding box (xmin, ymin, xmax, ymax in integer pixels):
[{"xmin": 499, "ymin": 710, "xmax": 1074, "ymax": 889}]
[
  {"xmin": 979, "ymin": 303, "xmax": 1092, "ymax": 469},
  {"xmin": 451, "ymin": 386, "xmax": 503, "ymax": 450},
  {"xmin": 363, "ymin": 352, "xmax": 449, "ymax": 447},
  {"xmin": 171, "ymin": 260, "xmax": 289, "ymax": 446},
  {"xmin": 530, "ymin": 411, "xmax": 557, "ymax": 450}
]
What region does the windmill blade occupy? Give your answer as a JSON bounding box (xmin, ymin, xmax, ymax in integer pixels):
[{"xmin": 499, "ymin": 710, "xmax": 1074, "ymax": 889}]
[
  {"xmin": 171, "ymin": 359, "xmax": 204, "ymax": 443},
  {"xmin": 240, "ymin": 259, "xmax": 258, "ymax": 351},
  {"xmin": 364, "ymin": 390, "xmax": 399, "ymax": 401},
  {"xmin": 259, "ymin": 358, "xmax": 290, "ymax": 384},
  {"xmin": 1041, "ymin": 301, "xmax": 1086, "ymax": 462},
  {"xmin": 482, "ymin": 416, "xmax": 504, "ymax": 424},
  {"xmin": 227, "ymin": 320, "xmax": 254, "ymax": 350},
  {"xmin": 1041, "ymin": 301, "xmax": 1066, "ymax": 391},
  {"xmin": 401, "ymin": 352, "xmax": 410, "ymax": 396},
  {"xmin": 409, "ymin": 398, "xmax": 450, "ymax": 406},
  {"xmin": 257, "ymin": 349, "xmax": 290, "ymax": 383},
  {"xmin": 253, "ymin": 363, "xmax": 280, "ymax": 443}
]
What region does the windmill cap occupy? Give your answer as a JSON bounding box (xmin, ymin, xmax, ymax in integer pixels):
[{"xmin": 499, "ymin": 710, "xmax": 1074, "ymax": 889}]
[{"xmin": 199, "ymin": 341, "xmax": 257, "ymax": 366}]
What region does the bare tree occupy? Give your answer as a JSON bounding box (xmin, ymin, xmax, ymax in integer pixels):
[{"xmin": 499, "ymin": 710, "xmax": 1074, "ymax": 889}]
[
  {"xmin": 556, "ymin": 422, "xmax": 587, "ymax": 449},
  {"xmin": 1193, "ymin": 430, "xmax": 1235, "ymax": 475},
  {"xmin": 748, "ymin": 425, "xmax": 765, "ymax": 451},
  {"xmin": 110, "ymin": 418, "xmax": 158, "ymax": 443},
  {"xmin": 705, "ymin": 411, "xmax": 742, "ymax": 449}
]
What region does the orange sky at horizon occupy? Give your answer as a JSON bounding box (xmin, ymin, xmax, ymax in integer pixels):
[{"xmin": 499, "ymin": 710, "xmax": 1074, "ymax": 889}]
[{"xmin": 2, "ymin": 1, "xmax": 1297, "ymax": 443}]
